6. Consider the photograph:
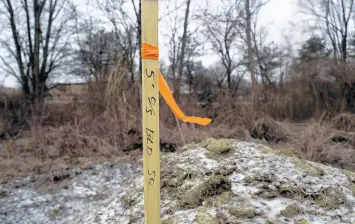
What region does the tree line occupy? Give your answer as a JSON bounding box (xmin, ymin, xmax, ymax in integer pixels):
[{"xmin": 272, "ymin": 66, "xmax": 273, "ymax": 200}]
[{"xmin": 0, "ymin": 0, "xmax": 354, "ymax": 113}]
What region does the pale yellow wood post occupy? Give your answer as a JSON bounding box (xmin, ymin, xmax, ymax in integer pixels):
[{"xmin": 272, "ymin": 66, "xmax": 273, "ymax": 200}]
[{"xmin": 141, "ymin": 0, "xmax": 160, "ymax": 223}]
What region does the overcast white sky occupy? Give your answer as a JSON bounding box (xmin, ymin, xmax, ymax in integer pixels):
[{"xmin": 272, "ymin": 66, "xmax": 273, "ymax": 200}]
[{"xmin": 1, "ymin": 0, "xmax": 305, "ymax": 87}]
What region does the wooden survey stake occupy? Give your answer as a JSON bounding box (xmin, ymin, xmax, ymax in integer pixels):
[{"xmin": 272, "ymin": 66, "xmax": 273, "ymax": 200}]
[{"xmin": 141, "ymin": 0, "xmax": 160, "ymax": 223}]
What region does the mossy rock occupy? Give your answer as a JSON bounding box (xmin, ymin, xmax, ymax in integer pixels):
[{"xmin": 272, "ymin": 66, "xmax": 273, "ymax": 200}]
[
  {"xmin": 282, "ymin": 204, "xmax": 301, "ymax": 218},
  {"xmin": 292, "ymin": 158, "xmax": 324, "ymax": 177},
  {"xmin": 216, "ymin": 191, "xmax": 233, "ymax": 206},
  {"xmin": 195, "ymin": 213, "xmax": 218, "ymax": 224},
  {"xmin": 201, "ymin": 138, "xmax": 232, "ymax": 154},
  {"xmin": 180, "ymin": 175, "xmax": 231, "ymax": 209},
  {"xmin": 295, "ymin": 218, "xmax": 308, "ymax": 224},
  {"xmin": 229, "ymin": 206, "xmax": 255, "ymax": 219}
]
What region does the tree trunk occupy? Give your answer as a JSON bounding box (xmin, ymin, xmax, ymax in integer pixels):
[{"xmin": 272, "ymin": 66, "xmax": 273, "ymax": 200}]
[
  {"xmin": 342, "ymin": 33, "xmax": 347, "ymax": 62},
  {"xmin": 175, "ymin": 0, "xmax": 191, "ymax": 101},
  {"xmin": 227, "ymin": 67, "xmax": 231, "ymax": 90},
  {"xmin": 136, "ymin": 0, "xmax": 142, "ymax": 108},
  {"xmin": 33, "ymin": 0, "xmax": 42, "ymax": 104},
  {"xmin": 245, "ymin": 0, "xmax": 258, "ymax": 106}
]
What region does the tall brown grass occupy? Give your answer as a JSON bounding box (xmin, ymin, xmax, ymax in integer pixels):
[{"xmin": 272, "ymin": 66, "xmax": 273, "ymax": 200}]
[{"xmin": 0, "ymin": 59, "xmax": 355, "ymax": 179}]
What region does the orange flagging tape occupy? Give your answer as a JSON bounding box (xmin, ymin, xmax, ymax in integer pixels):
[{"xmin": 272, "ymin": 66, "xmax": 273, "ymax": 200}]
[{"xmin": 142, "ymin": 43, "xmax": 212, "ymax": 126}]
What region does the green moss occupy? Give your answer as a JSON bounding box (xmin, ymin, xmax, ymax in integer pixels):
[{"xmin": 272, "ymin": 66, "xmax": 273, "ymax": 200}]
[
  {"xmin": 278, "ymin": 184, "xmax": 305, "ymax": 200},
  {"xmin": 282, "ymin": 204, "xmax": 301, "ymax": 218},
  {"xmin": 92, "ymin": 193, "xmax": 108, "ymax": 201},
  {"xmin": 262, "ymin": 192, "xmax": 277, "ymax": 199},
  {"xmin": 50, "ymin": 209, "xmax": 61, "ymax": 218},
  {"xmin": 343, "ymin": 169, "xmax": 355, "ymax": 195},
  {"xmin": 255, "ymin": 209, "xmax": 266, "ymax": 216},
  {"xmin": 262, "ymin": 146, "xmax": 275, "ymax": 154},
  {"xmin": 264, "ymin": 220, "xmax": 274, "ymax": 224},
  {"xmin": 161, "ymin": 217, "xmax": 174, "ymax": 224},
  {"xmin": 343, "ymin": 169, "xmax": 355, "ymax": 179},
  {"xmin": 276, "ymin": 148, "xmax": 306, "ymax": 160},
  {"xmin": 82, "ymin": 164, "xmax": 93, "ymax": 170},
  {"xmin": 216, "ymin": 191, "xmax": 233, "ymax": 206},
  {"xmin": 201, "ymin": 138, "xmax": 232, "ymax": 153},
  {"xmin": 167, "ymin": 179, "xmax": 182, "ymax": 188},
  {"xmin": 214, "ymin": 166, "xmax": 236, "ymax": 176},
  {"xmin": 314, "ymin": 188, "xmax": 346, "ymax": 210},
  {"xmin": 180, "ymin": 175, "xmax": 231, "ymax": 209},
  {"xmin": 195, "ymin": 213, "xmax": 218, "ymax": 224},
  {"xmin": 0, "ymin": 190, "xmax": 8, "ymax": 197},
  {"xmin": 278, "ymin": 183, "xmax": 347, "ymax": 210},
  {"xmin": 185, "ymin": 170, "xmax": 199, "ymax": 179},
  {"xmin": 229, "ymin": 207, "xmax": 255, "ymax": 219},
  {"xmin": 295, "ymin": 218, "xmax": 308, "ymax": 224},
  {"xmin": 69, "ymin": 157, "xmax": 80, "ymax": 166},
  {"xmin": 292, "ymin": 158, "xmax": 324, "ymax": 177},
  {"xmin": 202, "ymin": 198, "xmax": 213, "ymax": 207}
]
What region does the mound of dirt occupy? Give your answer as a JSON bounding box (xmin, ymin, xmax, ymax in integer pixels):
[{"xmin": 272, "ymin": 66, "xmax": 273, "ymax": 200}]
[{"xmin": 1, "ymin": 138, "xmax": 355, "ymax": 224}]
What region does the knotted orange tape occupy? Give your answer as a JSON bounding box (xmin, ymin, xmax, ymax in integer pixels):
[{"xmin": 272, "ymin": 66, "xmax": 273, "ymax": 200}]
[{"xmin": 142, "ymin": 43, "xmax": 212, "ymax": 126}]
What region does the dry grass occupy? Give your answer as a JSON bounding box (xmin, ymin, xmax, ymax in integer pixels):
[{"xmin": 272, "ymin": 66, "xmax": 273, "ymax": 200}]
[
  {"xmin": 1, "ymin": 88, "xmax": 355, "ymax": 179},
  {"xmin": 0, "ymin": 60, "xmax": 355, "ymax": 180},
  {"xmin": 332, "ymin": 113, "xmax": 355, "ymax": 132}
]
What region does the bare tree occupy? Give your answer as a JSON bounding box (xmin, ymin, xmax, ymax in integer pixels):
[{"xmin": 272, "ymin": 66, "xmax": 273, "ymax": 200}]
[
  {"xmin": 245, "ymin": 0, "xmax": 271, "ymax": 105},
  {"xmin": 74, "ymin": 22, "xmax": 120, "ymax": 82},
  {"xmin": 201, "ymin": 0, "xmax": 244, "ymax": 90},
  {"xmin": 185, "ymin": 35, "xmax": 204, "ymax": 94},
  {"xmin": 174, "ymin": 0, "xmax": 191, "ymax": 100},
  {"xmin": 299, "ymin": 0, "xmax": 354, "ymax": 61},
  {"xmin": 163, "ymin": 0, "xmax": 202, "ymax": 99},
  {"xmin": 96, "ymin": 0, "xmax": 138, "ymax": 85},
  {"xmin": 0, "ymin": 0, "xmax": 77, "ymax": 104},
  {"xmin": 166, "ymin": 0, "xmax": 182, "ymax": 92}
]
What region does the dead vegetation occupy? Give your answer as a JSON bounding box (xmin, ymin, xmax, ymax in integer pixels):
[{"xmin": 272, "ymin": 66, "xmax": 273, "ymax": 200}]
[{"xmin": 0, "ymin": 60, "xmax": 354, "ymax": 181}]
